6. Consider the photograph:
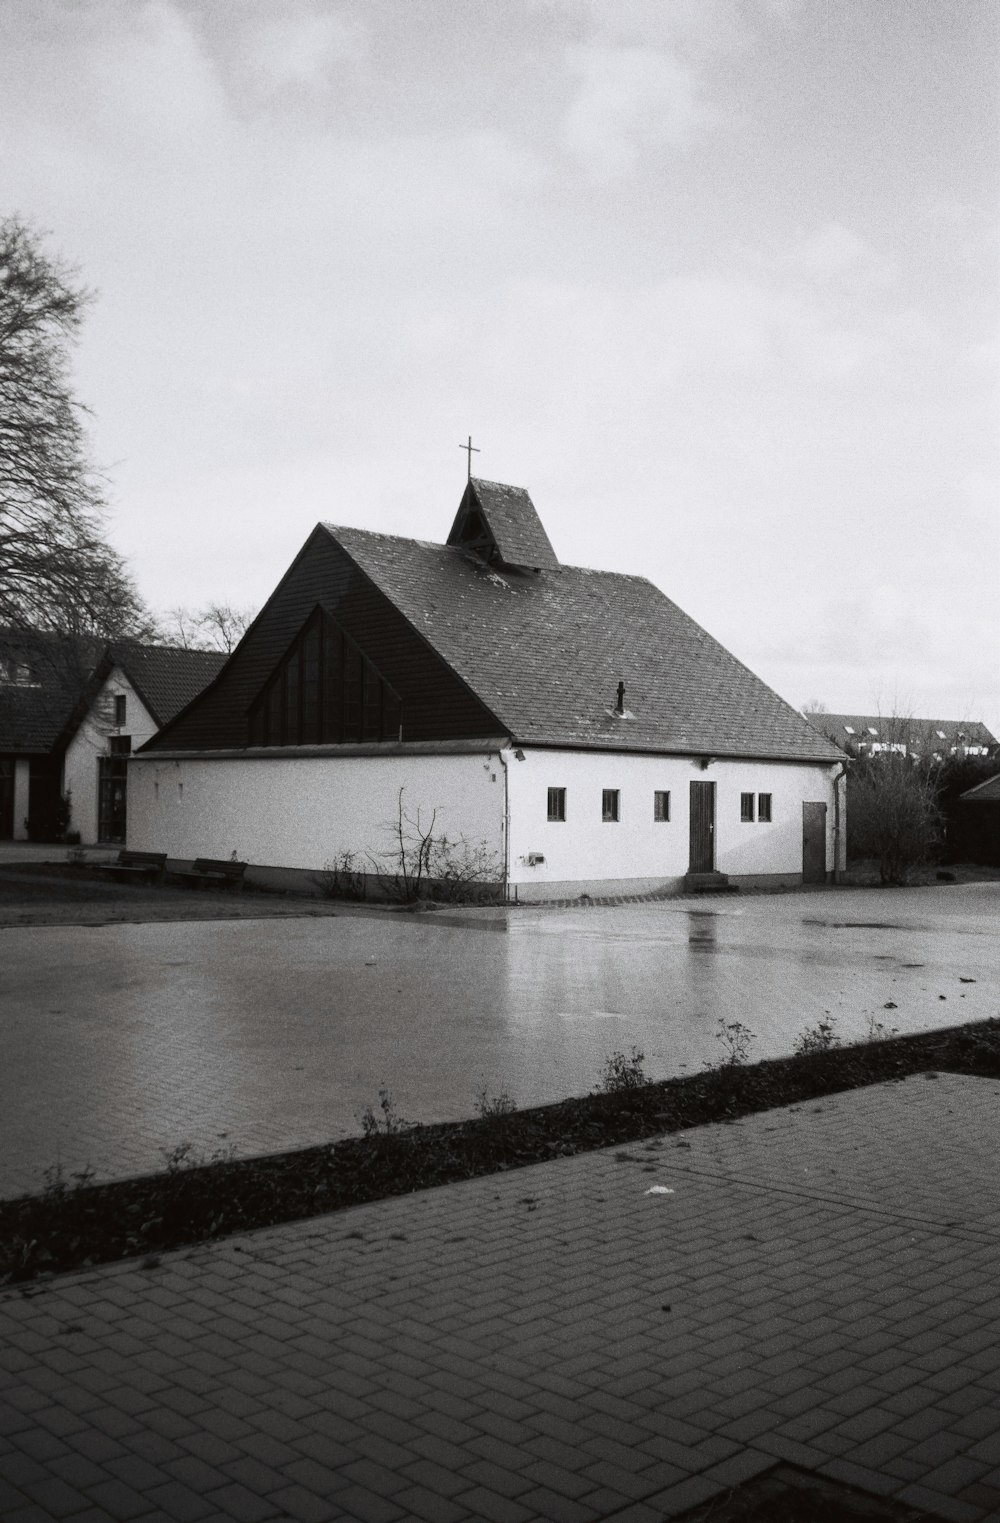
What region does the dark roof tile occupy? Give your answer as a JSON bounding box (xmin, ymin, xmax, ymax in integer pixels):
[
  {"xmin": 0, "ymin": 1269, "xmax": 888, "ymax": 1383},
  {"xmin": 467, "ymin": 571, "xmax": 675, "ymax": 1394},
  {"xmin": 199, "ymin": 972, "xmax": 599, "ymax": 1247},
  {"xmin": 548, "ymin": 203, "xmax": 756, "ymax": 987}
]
[
  {"xmin": 447, "ymin": 478, "xmax": 560, "ymax": 570},
  {"xmin": 961, "ymin": 772, "xmax": 1000, "ymax": 803},
  {"xmin": 113, "ymin": 645, "xmax": 228, "ymax": 728},
  {"xmin": 328, "ymin": 525, "xmax": 842, "ymax": 762}
]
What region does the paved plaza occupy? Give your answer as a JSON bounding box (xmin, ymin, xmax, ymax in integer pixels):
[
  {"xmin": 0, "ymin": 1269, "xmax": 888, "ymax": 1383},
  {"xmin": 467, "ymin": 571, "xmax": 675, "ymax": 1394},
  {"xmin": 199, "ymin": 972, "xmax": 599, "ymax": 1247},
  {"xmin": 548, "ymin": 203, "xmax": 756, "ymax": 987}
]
[
  {"xmin": 3, "ymin": 881, "xmax": 998, "ymax": 1198},
  {"xmin": 3, "ymin": 1071, "xmax": 1000, "ymax": 1522}
]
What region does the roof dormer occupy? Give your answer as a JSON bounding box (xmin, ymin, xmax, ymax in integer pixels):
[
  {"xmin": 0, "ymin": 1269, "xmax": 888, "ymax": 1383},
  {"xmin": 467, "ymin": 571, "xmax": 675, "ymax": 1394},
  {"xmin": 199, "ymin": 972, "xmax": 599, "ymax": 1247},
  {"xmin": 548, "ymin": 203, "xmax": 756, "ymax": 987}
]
[{"xmin": 446, "ymin": 478, "xmax": 559, "ymax": 571}]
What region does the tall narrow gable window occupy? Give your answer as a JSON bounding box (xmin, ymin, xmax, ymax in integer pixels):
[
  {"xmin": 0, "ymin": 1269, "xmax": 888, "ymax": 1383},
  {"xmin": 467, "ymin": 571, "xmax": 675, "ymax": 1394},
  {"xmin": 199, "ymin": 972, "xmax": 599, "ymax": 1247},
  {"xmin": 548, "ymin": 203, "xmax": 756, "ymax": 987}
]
[{"xmin": 248, "ymin": 607, "xmax": 402, "ymax": 746}]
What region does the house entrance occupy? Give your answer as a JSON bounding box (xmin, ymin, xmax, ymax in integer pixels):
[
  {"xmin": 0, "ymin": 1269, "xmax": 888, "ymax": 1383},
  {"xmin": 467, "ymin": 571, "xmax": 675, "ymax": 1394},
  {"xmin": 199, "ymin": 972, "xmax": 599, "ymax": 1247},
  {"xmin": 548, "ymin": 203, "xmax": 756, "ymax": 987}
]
[
  {"xmin": 689, "ymin": 780, "xmax": 716, "ymax": 873},
  {"xmin": 0, "ymin": 759, "xmax": 14, "ymax": 839},
  {"xmin": 98, "ymin": 739, "xmax": 130, "ymax": 845},
  {"xmin": 802, "ymin": 801, "xmax": 827, "ymax": 884}
]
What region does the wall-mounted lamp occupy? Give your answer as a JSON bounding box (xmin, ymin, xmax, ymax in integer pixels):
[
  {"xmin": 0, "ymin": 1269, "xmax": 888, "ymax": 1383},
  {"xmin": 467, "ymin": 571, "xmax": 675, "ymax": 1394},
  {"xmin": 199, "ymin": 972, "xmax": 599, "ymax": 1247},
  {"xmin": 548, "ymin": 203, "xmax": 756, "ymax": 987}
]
[
  {"xmin": 698, "ymin": 756, "xmax": 716, "ymax": 770},
  {"xmin": 514, "ymin": 748, "xmax": 525, "ymax": 761}
]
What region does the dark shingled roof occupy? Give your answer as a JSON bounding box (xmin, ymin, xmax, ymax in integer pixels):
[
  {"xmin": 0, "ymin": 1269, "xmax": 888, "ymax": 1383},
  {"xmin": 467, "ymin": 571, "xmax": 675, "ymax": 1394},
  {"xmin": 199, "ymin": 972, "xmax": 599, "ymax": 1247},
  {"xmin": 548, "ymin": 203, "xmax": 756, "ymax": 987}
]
[
  {"xmin": 447, "ymin": 478, "xmax": 560, "ymax": 570},
  {"xmin": 961, "ymin": 772, "xmax": 1000, "ymax": 803},
  {"xmin": 0, "ymin": 639, "xmax": 228, "ymax": 755},
  {"xmin": 326, "ymin": 524, "xmax": 842, "ymax": 763},
  {"xmin": 112, "ymin": 645, "xmax": 228, "ymax": 729},
  {"xmin": 0, "ymin": 685, "xmax": 73, "ymax": 753},
  {"xmin": 0, "ymin": 633, "xmax": 102, "ymax": 755},
  {"xmin": 806, "ymin": 713, "xmax": 998, "ymax": 754}
]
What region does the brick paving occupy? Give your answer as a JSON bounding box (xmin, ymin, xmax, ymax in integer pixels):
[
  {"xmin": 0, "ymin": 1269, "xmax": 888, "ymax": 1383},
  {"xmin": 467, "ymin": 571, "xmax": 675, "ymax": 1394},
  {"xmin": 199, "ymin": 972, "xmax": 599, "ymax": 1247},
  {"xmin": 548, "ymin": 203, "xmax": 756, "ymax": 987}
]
[
  {"xmin": 2, "ymin": 1071, "xmax": 1000, "ymax": 1521},
  {"xmin": 4, "ymin": 884, "xmax": 999, "ymax": 1200}
]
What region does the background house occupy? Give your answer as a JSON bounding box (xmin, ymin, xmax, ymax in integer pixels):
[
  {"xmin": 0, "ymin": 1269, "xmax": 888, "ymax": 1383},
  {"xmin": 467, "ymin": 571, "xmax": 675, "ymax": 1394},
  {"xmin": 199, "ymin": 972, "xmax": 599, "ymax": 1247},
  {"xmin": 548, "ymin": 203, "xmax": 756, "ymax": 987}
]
[
  {"xmin": 952, "ymin": 773, "xmax": 1000, "ymax": 867},
  {"xmin": 62, "ymin": 645, "xmax": 227, "ymax": 844},
  {"xmin": 804, "ymin": 712, "xmax": 997, "ymax": 762},
  {"xmin": 0, "ymin": 636, "xmax": 224, "ymax": 843},
  {"xmin": 131, "ymin": 479, "xmax": 847, "ymax": 899},
  {"xmin": 0, "ymin": 632, "xmax": 96, "ymax": 842}
]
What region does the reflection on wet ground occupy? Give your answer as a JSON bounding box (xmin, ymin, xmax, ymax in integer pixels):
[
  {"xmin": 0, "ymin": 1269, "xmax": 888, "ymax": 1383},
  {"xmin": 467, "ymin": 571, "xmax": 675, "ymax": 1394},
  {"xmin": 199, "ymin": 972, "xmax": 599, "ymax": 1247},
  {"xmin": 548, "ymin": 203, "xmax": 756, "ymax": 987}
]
[{"xmin": 1, "ymin": 883, "xmax": 998, "ymax": 1195}]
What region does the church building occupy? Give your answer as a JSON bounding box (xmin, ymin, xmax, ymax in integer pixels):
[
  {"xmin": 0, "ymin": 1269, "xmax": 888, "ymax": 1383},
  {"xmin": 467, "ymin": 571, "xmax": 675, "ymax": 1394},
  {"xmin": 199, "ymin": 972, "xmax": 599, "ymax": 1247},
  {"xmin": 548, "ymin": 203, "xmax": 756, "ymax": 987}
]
[{"xmin": 129, "ymin": 479, "xmax": 846, "ymax": 899}]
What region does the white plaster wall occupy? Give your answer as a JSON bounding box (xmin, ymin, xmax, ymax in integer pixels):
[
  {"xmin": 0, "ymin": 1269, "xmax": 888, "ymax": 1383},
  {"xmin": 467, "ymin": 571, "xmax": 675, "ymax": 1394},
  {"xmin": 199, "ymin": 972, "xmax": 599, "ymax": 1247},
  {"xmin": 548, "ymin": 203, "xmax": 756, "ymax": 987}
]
[
  {"xmin": 12, "ymin": 758, "xmax": 30, "ymax": 840},
  {"xmin": 505, "ymin": 748, "xmax": 841, "ymax": 892},
  {"xmin": 127, "ymin": 750, "xmax": 506, "ymax": 873},
  {"xmin": 63, "ymin": 669, "xmax": 158, "ymax": 843}
]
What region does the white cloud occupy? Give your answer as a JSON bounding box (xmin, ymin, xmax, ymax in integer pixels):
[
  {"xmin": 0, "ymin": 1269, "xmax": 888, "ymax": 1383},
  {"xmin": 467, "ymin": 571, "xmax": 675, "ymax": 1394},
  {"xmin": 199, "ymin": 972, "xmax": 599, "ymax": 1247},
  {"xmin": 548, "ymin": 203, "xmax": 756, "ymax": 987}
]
[
  {"xmin": 240, "ymin": 10, "xmax": 367, "ymax": 95},
  {"xmin": 559, "ymin": 44, "xmax": 702, "ymax": 178},
  {"xmin": 786, "ymin": 223, "xmax": 899, "ymax": 290}
]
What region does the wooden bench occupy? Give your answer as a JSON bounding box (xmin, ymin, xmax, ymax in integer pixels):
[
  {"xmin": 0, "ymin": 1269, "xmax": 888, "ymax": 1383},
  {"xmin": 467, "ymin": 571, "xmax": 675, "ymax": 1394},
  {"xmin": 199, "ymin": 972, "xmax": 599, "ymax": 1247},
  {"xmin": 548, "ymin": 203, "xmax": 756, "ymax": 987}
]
[
  {"xmin": 103, "ymin": 850, "xmax": 167, "ymax": 883},
  {"xmin": 172, "ymin": 857, "xmax": 248, "ymax": 891}
]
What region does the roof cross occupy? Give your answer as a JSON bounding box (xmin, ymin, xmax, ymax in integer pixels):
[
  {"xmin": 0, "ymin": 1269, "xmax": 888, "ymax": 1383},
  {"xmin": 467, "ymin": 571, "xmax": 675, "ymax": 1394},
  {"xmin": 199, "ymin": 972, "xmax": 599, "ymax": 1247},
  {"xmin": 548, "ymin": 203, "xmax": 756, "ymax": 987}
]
[{"xmin": 459, "ymin": 434, "xmax": 480, "ymax": 480}]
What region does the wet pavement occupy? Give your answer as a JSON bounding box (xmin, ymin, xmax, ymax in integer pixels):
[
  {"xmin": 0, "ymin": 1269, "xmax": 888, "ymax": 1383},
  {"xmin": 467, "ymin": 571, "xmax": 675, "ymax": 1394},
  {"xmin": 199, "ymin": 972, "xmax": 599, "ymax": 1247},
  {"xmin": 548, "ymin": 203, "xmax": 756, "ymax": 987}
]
[{"xmin": 1, "ymin": 883, "xmax": 998, "ymax": 1198}]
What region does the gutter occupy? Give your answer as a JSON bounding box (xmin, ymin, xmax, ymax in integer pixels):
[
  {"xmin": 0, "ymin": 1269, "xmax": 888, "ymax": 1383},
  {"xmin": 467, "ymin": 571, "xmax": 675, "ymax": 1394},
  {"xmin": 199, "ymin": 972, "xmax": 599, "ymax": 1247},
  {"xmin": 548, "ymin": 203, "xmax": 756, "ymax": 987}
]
[{"xmin": 134, "ymin": 737, "xmax": 511, "ymax": 761}]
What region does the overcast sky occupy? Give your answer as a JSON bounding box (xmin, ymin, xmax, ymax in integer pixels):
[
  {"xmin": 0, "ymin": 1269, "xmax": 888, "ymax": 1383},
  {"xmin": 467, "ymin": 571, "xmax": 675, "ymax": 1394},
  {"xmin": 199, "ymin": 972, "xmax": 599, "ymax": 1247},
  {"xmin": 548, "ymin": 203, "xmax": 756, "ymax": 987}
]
[{"xmin": 3, "ymin": 0, "xmax": 998, "ymax": 732}]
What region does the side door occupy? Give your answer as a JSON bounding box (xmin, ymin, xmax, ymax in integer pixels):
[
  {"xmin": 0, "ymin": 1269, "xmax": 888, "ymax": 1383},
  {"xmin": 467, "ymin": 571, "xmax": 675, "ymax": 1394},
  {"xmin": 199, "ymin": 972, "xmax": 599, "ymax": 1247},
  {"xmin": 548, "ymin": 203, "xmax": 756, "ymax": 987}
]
[
  {"xmin": 689, "ymin": 780, "xmax": 716, "ymax": 873},
  {"xmin": 802, "ymin": 801, "xmax": 827, "ymax": 883}
]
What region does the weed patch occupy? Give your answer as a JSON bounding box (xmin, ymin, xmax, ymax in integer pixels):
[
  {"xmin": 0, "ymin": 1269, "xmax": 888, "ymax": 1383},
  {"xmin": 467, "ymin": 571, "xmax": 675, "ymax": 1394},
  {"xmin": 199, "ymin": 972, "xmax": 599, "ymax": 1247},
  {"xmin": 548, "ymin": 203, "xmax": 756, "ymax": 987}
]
[{"xmin": 3, "ymin": 1019, "xmax": 999, "ymax": 1285}]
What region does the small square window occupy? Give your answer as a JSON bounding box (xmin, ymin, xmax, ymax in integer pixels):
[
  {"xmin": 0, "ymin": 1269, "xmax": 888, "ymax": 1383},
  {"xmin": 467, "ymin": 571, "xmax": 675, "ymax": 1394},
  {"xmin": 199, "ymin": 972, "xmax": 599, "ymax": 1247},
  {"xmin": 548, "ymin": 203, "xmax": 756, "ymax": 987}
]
[
  {"xmin": 757, "ymin": 793, "xmax": 772, "ymax": 822},
  {"xmin": 114, "ymin": 694, "xmax": 127, "ymax": 726},
  {"xmin": 867, "ymin": 726, "xmax": 879, "ymax": 736},
  {"xmin": 740, "ymin": 792, "xmax": 755, "ymax": 822},
  {"xmin": 602, "ymin": 789, "xmax": 620, "ymax": 822},
  {"xmin": 843, "ymin": 725, "xmax": 855, "ymax": 736},
  {"xmin": 653, "ymin": 790, "xmax": 670, "ymax": 822},
  {"xmin": 547, "ymin": 786, "xmax": 566, "ymax": 822}
]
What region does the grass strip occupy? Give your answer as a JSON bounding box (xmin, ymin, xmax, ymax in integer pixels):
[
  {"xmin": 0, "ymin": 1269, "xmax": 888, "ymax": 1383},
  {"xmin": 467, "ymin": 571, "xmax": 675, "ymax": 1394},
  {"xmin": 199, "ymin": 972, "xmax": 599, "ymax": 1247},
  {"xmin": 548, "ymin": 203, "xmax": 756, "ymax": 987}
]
[{"xmin": 3, "ymin": 1017, "xmax": 998, "ymax": 1285}]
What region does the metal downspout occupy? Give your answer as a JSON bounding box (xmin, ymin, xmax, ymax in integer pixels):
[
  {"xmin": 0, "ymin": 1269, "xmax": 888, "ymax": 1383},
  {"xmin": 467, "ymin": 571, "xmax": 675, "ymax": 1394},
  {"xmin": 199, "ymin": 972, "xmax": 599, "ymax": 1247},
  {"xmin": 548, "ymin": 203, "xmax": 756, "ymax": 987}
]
[
  {"xmin": 832, "ymin": 761, "xmax": 849, "ymax": 884},
  {"xmin": 497, "ymin": 748, "xmax": 511, "ymax": 904}
]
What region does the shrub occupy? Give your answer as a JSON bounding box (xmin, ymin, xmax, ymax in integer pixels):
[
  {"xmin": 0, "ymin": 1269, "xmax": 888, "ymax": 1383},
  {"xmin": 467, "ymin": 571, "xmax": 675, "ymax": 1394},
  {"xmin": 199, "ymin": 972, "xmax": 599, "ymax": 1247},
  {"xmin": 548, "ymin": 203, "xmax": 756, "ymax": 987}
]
[
  {"xmin": 847, "ymin": 753, "xmax": 942, "ymax": 884},
  {"xmin": 714, "ymin": 1018, "xmax": 756, "ymax": 1066},
  {"xmin": 315, "ymin": 851, "xmax": 367, "ymax": 901},
  {"xmin": 473, "ymin": 1084, "xmax": 517, "ymax": 1119},
  {"xmin": 599, "ymin": 1047, "xmax": 647, "ymax": 1092},
  {"xmin": 794, "ymin": 1018, "xmax": 840, "ymax": 1056},
  {"xmin": 370, "ymin": 788, "xmax": 503, "ymax": 904},
  {"xmin": 360, "ymin": 1085, "xmax": 411, "ymax": 1138}
]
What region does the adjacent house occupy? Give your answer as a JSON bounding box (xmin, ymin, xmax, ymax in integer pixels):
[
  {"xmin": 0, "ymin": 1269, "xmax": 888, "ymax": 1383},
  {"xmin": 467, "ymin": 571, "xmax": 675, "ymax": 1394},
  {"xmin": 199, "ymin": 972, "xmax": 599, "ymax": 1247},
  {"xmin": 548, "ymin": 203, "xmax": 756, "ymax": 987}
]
[
  {"xmin": 951, "ymin": 772, "xmax": 1000, "ymax": 867},
  {"xmin": 804, "ymin": 712, "xmax": 998, "ymax": 763},
  {"xmin": 0, "ymin": 635, "xmax": 225, "ymax": 843},
  {"xmin": 62, "ymin": 645, "xmax": 227, "ymax": 844},
  {"xmin": 131, "ymin": 479, "xmax": 847, "ymax": 899},
  {"xmin": 0, "ymin": 632, "xmax": 91, "ymax": 842}
]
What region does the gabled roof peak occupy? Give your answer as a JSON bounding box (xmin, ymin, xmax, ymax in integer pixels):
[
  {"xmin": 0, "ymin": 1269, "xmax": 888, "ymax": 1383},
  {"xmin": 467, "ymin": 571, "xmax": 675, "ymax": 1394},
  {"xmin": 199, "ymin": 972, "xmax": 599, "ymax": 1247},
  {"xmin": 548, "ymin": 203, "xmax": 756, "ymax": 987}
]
[{"xmin": 446, "ymin": 477, "xmax": 559, "ymax": 571}]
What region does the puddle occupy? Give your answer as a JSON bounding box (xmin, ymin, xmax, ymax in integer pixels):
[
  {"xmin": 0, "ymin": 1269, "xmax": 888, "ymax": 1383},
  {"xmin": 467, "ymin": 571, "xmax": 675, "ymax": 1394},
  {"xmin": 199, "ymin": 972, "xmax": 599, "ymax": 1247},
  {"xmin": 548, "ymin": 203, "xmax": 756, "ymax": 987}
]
[{"xmin": 803, "ymin": 918, "xmax": 913, "ymax": 931}]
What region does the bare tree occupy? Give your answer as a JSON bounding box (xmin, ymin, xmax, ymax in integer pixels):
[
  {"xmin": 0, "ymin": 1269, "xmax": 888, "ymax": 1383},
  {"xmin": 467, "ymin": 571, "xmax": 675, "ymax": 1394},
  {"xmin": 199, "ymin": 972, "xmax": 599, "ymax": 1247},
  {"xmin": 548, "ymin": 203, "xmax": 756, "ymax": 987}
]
[
  {"xmin": 160, "ymin": 603, "xmax": 255, "ymax": 653},
  {"xmin": 0, "ymin": 217, "xmax": 150, "ymax": 657}
]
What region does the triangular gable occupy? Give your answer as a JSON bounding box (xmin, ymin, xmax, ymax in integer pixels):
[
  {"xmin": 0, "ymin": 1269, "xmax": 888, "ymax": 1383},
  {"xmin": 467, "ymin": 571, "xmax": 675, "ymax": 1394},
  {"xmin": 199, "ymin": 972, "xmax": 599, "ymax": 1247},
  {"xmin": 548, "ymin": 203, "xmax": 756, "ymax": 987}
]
[
  {"xmin": 446, "ymin": 478, "xmax": 559, "ymax": 570},
  {"xmin": 247, "ymin": 604, "xmax": 402, "ymax": 746}
]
